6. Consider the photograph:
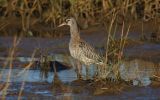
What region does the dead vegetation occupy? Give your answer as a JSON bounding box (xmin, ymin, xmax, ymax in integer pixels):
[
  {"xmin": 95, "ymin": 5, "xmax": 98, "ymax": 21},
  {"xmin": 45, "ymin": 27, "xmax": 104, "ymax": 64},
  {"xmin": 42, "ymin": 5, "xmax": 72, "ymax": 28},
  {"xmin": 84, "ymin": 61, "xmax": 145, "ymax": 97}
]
[
  {"xmin": 0, "ymin": 0, "xmax": 160, "ymax": 98},
  {"xmin": 0, "ymin": 0, "xmax": 159, "ymax": 38}
]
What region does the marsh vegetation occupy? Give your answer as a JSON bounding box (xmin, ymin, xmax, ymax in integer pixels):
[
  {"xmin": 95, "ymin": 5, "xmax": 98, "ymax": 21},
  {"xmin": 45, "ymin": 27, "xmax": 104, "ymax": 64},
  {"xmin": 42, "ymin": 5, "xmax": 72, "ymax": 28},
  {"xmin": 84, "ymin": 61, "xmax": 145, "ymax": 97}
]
[{"xmin": 0, "ymin": 0, "xmax": 160, "ymax": 99}]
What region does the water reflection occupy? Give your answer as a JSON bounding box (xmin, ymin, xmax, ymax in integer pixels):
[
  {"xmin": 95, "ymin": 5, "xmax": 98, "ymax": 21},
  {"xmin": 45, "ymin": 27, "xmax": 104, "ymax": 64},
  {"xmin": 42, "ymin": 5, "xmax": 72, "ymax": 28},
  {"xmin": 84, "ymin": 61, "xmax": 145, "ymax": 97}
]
[
  {"xmin": 0, "ymin": 59, "xmax": 159, "ymax": 86},
  {"xmin": 0, "ymin": 68, "xmax": 77, "ymax": 83},
  {"xmin": 0, "ymin": 58, "xmax": 160, "ymax": 99},
  {"xmin": 120, "ymin": 59, "xmax": 158, "ymax": 86}
]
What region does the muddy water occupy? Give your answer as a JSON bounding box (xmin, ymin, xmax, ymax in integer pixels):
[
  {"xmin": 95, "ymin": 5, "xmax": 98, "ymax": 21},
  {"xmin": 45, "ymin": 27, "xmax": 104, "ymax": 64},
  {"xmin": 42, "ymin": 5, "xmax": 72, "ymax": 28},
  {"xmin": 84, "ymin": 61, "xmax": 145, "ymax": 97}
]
[
  {"xmin": 0, "ymin": 59, "xmax": 160, "ymax": 99},
  {"xmin": 1, "ymin": 83, "xmax": 160, "ymax": 100}
]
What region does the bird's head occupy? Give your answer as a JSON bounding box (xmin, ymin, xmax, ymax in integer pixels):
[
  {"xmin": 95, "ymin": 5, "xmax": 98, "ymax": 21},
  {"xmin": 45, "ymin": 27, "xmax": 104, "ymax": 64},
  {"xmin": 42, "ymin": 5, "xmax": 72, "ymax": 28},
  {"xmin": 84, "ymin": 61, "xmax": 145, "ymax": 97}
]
[{"xmin": 58, "ymin": 17, "xmax": 77, "ymax": 27}]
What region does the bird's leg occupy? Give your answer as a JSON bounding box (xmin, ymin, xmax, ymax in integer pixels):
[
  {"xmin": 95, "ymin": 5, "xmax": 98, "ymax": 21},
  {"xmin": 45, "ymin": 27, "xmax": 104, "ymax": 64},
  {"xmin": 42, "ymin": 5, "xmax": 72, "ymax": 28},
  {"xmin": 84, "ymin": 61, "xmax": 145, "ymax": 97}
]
[
  {"xmin": 86, "ymin": 66, "xmax": 90, "ymax": 80},
  {"xmin": 76, "ymin": 60, "xmax": 82, "ymax": 80},
  {"xmin": 93, "ymin": 65, "xmax": 100, "ymax": 79}
]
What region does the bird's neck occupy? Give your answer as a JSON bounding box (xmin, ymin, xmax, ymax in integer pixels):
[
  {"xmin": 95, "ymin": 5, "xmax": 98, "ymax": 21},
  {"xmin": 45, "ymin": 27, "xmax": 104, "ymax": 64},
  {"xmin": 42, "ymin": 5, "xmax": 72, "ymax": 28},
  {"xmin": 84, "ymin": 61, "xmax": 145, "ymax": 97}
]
[{"xmin": 70, "ymin": 24, "xmax": 80, "ymax": 40}]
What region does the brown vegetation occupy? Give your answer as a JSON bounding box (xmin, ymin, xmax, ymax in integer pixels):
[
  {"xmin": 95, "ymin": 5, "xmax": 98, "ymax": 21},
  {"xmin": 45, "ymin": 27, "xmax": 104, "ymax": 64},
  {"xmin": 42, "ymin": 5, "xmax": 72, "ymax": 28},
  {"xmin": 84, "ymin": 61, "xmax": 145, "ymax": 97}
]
[{"xmin": 0, "ymin": 0, "xmax": 159, "ymax": 38}]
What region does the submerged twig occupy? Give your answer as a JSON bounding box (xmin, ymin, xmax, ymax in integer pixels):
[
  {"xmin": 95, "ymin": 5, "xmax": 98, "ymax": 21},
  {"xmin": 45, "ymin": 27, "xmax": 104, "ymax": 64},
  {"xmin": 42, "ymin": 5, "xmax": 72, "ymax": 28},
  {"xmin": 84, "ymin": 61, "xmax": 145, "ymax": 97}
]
[
  {"xmin": 1, "ymin": 35, "xmax": 22, "ymax": 99},
  {"xmin": 17, "ymin": 50, "xmax": 37, "ymax": 100}
]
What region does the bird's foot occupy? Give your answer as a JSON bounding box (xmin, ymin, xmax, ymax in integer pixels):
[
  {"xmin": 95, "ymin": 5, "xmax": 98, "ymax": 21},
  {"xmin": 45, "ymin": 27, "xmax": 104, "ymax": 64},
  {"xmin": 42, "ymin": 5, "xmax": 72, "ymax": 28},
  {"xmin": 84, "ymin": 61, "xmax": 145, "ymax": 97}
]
[{"xmin": 77, "ymin": 74, "xmax": 83, "ymax": 80}]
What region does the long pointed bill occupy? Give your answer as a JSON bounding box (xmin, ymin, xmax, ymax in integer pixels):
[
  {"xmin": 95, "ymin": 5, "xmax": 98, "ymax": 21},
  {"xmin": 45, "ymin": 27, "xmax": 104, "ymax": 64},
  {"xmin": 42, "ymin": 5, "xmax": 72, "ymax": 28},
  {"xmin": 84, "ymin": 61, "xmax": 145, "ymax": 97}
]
[{"xmin": 58, "ymin": 22, "xmax": 67, "ymax": 27}]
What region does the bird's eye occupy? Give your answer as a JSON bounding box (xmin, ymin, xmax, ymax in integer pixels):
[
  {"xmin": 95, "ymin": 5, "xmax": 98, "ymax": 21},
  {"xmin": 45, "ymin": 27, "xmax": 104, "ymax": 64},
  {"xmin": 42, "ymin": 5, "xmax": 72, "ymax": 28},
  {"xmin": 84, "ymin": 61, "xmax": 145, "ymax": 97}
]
[{"xmin": 66, "ymin": 19, "xmax": 71, "ymax": 23}]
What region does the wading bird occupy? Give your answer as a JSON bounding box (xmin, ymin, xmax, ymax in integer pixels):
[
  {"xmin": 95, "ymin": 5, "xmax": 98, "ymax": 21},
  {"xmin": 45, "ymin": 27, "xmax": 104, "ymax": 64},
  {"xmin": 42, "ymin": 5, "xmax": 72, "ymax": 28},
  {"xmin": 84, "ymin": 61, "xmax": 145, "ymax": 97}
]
[{"xmin": 58, "ymin": 17, "xmax": 104, "ymax": 79}]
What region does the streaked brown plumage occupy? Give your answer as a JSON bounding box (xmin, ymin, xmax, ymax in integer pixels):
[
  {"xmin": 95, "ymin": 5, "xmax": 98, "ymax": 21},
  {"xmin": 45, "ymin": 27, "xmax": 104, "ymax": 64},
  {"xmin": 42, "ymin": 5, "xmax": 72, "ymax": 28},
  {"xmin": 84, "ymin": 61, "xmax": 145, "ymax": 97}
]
[{"xmin": 58, "ymin": 17, "xmax": 104, "ymax": 78}]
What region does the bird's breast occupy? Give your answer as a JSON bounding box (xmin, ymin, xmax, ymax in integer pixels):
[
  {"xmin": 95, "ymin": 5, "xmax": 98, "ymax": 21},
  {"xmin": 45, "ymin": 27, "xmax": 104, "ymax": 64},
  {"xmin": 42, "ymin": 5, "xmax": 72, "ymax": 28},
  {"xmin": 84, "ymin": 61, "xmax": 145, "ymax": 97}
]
[
  {"xmin": 69, "ymin": 41, "xmax": 79, "ymax": 58},
  {"xmin": 69, "ymin": 41, "xmax": 94, "ymax": 65}
]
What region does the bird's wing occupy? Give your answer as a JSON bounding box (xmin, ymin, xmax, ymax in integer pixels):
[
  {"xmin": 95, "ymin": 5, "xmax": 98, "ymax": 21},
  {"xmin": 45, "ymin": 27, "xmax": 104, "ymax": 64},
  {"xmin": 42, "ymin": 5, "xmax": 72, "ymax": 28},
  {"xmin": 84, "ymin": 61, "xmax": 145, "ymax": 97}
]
[{"xmin": 78, "ymin": 40, "xmax": 103, "ymax": 63}]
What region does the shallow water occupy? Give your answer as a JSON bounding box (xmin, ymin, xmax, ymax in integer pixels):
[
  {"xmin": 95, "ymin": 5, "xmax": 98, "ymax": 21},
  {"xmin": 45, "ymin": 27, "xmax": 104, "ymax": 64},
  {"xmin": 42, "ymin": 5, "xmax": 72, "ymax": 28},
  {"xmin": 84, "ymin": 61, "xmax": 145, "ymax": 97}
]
[
  {"xmin": 0, "ymin": 68, "xmax": 77, "ymax": 83},
  {"xmin": 0, "ymin": 82, "xmax": 160, "ymax": 100},
  {"xmin": 120, "ymin": 59, "xmax": 159, "ymax": 86},
  {"xmin": 0, "ymin": 58, "xmax": 159, "ymax": 84},
  {"xmin": 0, "ymin": 58, "xmax": 160, "ymax": 99}
]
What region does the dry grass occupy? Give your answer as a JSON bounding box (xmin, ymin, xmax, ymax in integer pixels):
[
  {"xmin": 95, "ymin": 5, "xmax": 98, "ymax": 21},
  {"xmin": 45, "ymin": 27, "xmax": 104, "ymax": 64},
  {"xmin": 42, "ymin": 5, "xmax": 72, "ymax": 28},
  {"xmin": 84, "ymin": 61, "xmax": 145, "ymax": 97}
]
[
  {"xmin": 0, "ymin": 0, "xmax": 159, "ymax": 37},
  {"xmin": 98, "ymin": 9, "xmax": 132, "ymax": 80},
  {"xmin": 0, "ymin": 0, "xmax": 159, "ymax": 98},
  {"xmin": 0, "ymin": 35, "xmax": 37, "ymax": 99},
  {"xmin": 17, "ymin": 49, "xmax": 36, "ymax": 100},
  {"xmin": 1, "ymin": 35, "xmax": 21, "ymax": 99}
]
